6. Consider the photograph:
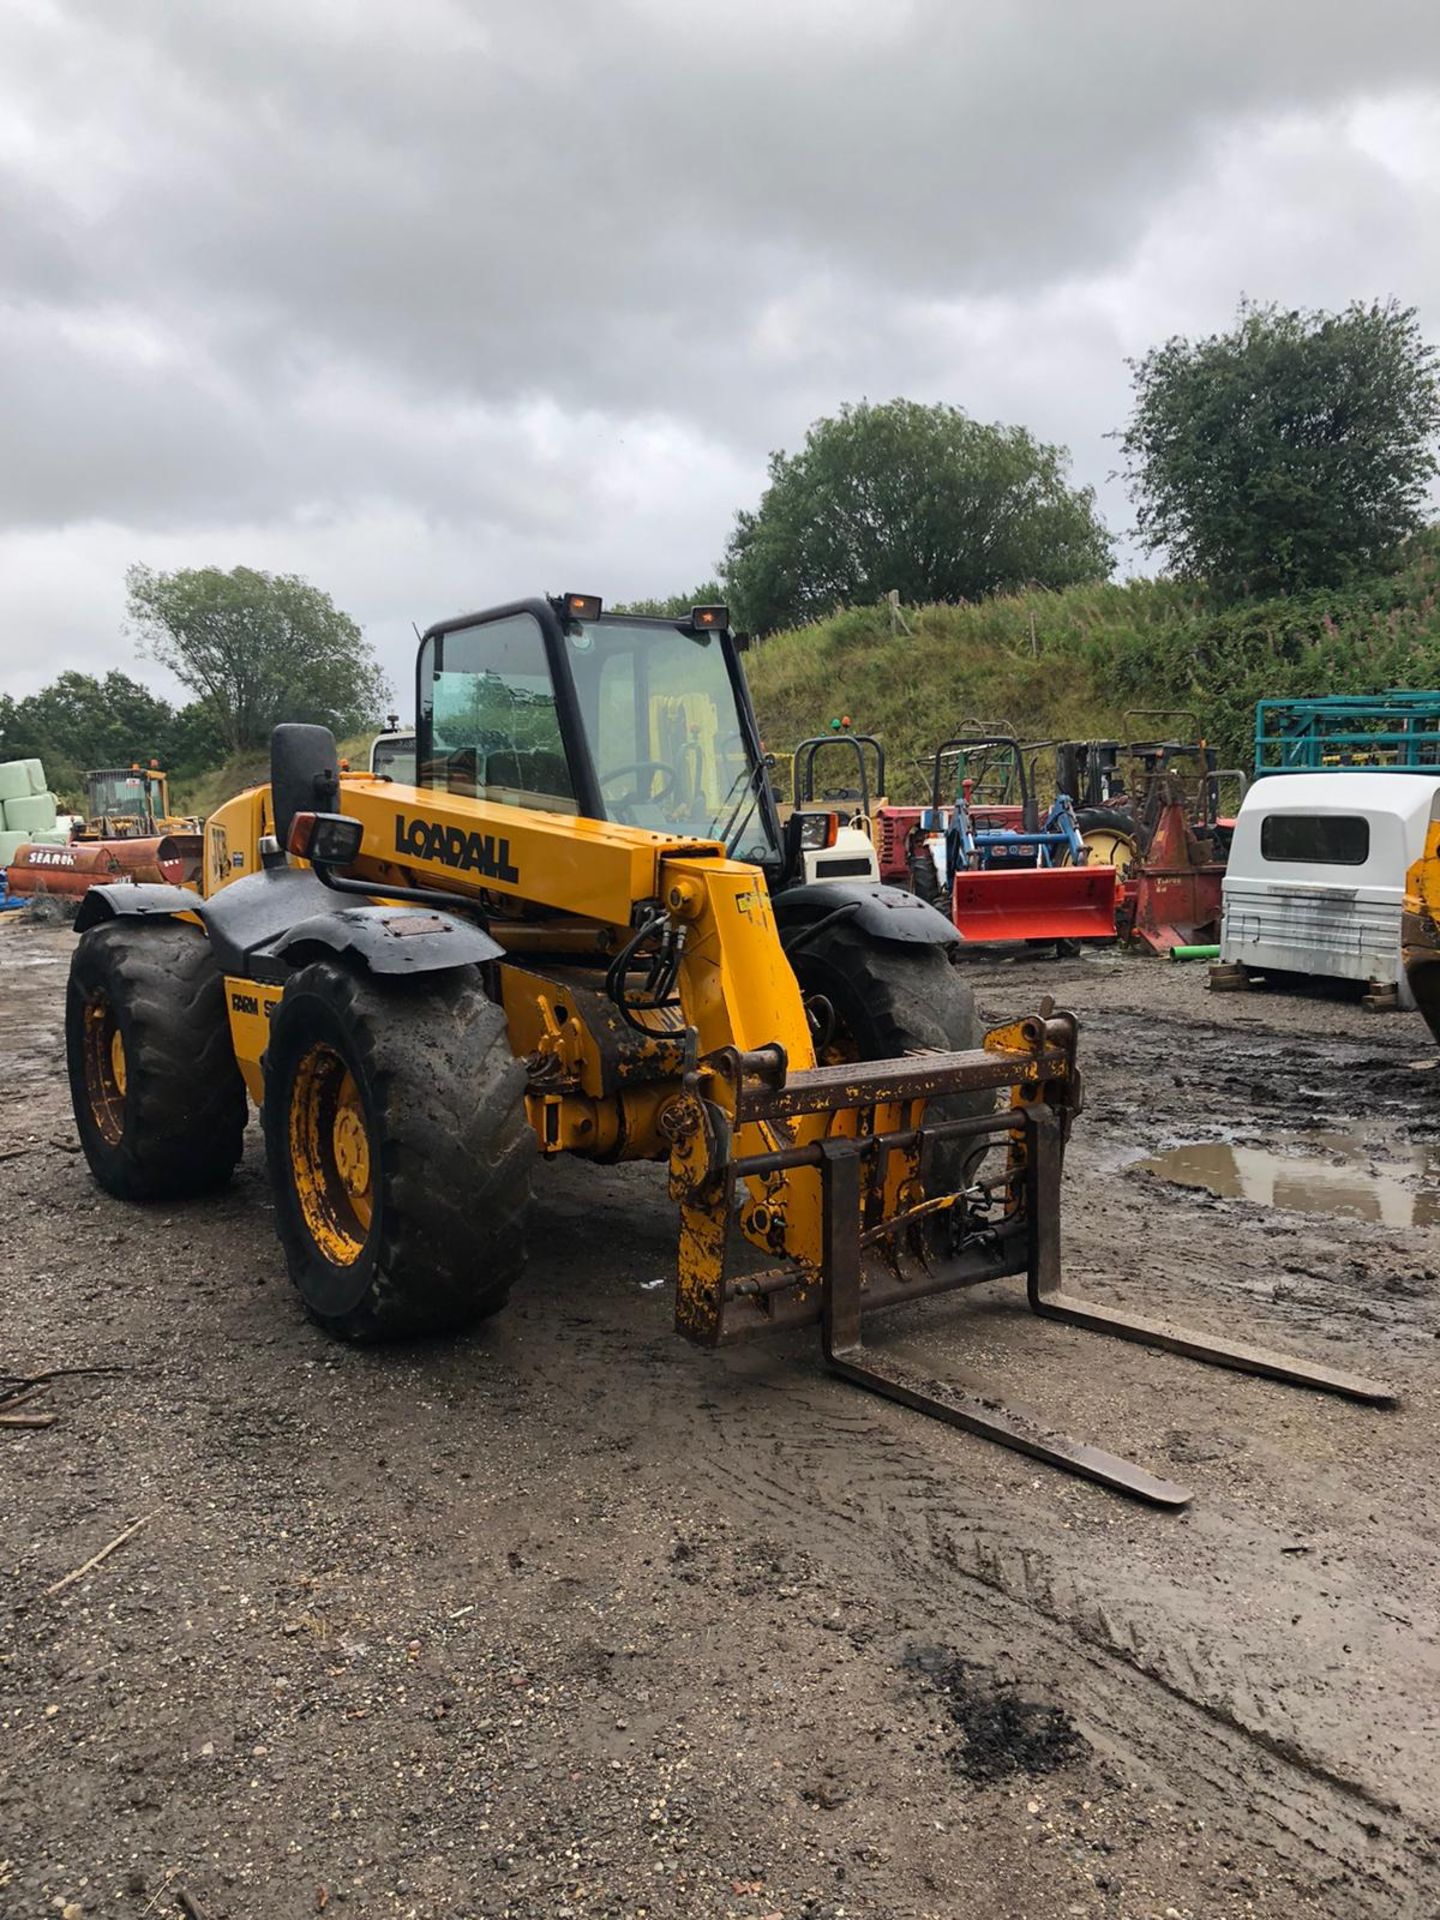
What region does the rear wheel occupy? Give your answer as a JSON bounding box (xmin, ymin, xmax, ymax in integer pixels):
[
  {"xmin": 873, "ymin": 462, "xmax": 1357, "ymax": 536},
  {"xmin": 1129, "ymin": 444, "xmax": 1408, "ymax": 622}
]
[
  {"xmin": 787, "ymin": 922, "xmax": 991, "ymax": 1208},
  {"xmin": 1064, "ymin": 806, "xmax": 1141, "ymax": 882},
  {"xmin": 907, "ymin": 844, "xmax": 945, "ymax": 907},
  {"xmin": 66, "ymin": 919, "xmax": 247, "ymax": 1201},
  {"xmin": 262, "ymin": 960, "xmax": 534, "ymax": 1339}
]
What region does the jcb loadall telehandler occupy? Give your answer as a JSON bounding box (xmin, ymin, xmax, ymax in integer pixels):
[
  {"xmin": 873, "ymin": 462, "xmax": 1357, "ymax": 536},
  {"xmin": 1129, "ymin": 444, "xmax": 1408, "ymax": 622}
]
[{"xmin": 64, "ymin": 596, "xmax": 1393, "ymax": 1507}]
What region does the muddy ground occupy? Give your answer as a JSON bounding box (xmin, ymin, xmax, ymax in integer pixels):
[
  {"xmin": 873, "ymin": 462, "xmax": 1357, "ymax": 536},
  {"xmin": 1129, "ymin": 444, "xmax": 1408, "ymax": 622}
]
[{"xmin": 2, "ymin": 914, "xmax": 1438, "ymax": 1920}]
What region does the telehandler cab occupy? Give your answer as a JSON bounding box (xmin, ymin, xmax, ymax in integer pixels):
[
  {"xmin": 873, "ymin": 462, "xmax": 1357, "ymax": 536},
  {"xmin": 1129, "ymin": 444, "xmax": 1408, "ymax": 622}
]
[{"xmin": 64, "ymin": 596, "xmax": 1393, "ymax": 1506}]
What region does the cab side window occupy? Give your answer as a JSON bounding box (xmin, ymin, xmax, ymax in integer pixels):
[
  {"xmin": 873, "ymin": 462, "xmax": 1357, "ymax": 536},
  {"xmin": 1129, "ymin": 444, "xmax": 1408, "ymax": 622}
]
[{"xmin": 425, "ymin": 613, "xmax": 574, "ymax": 811}]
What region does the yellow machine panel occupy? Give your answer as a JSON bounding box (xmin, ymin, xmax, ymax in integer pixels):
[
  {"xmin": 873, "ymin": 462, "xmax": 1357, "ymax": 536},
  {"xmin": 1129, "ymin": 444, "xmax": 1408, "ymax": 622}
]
[
  {"xmin": 205, "ymin": 789, "xmax": 272, "ymax": 898},
  {"xmin": 223, "ymin": 976, "xmax": 283, "ymax": 1100}
]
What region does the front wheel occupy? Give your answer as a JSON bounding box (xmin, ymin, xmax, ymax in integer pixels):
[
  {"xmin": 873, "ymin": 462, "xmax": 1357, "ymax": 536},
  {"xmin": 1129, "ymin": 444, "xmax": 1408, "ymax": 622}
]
[
  {"xmin": 787, "ymin": 922, "xmax": 992, "ymax": 1208},
  {"xmin": 262, "ymin": 961, "xmax": 535, "ymax": 1339}
]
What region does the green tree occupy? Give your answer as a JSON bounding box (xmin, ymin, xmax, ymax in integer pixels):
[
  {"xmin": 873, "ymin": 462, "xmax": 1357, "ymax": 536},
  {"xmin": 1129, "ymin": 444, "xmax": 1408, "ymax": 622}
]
[
  {"xmin": 611, "ymin": 582, "xmax": 727, "ymax": 618},
  {"xmin": 0, "ymin": 670, "xmax": 190, "ymax": 798},
  {"xmin": 722, "ymin": 399, "xmax": 1112, "ymax": 633},
  {"xmin": 1120, "ymin": 298, "xmax": 1440, "ymax": 599},
  {"xmin": 126, "ymin": 565, "xmax": 390, "ymax": 752}
]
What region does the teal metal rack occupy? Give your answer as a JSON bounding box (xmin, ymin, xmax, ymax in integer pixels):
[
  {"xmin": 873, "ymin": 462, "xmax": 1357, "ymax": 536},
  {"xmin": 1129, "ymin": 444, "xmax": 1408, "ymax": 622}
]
[{"xmin": 1254, "ymin": 691, "xmax": 1440, "ymax": 776}]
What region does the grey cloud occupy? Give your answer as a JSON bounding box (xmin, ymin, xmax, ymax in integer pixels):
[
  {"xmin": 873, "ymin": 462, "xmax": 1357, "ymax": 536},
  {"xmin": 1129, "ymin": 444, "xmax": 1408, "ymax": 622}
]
[
  {"xmin": 28, "ymin": 1, "xmax": 1440, "ymax": 409},
  {"xmin": 0, "ymin": 0, "xmax": 1437, "ymax": 697}
]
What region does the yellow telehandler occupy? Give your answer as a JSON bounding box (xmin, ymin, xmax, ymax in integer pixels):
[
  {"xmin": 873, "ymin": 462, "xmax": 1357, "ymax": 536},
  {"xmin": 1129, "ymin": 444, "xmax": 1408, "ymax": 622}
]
[{"xmin": 63, "ymin": 596, "xmax": 1392, "ymax": 1506}]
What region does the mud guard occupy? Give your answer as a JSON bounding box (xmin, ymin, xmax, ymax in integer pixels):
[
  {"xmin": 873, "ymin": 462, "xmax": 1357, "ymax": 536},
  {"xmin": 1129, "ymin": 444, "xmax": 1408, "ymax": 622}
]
[
  {"xmin": 76, "ymin": 869, "xmax": 502, "ymax": 979},
  {"xmin": 73, "ymin": 883, "xmax": 201, "ymax": 931},
  {"xmin": 268, "ymin": 903, "xmax": 504, "ymax": 976},
  {"xmin": 773, "ymin": 880, "xmax": 960, "ymax": 948}
]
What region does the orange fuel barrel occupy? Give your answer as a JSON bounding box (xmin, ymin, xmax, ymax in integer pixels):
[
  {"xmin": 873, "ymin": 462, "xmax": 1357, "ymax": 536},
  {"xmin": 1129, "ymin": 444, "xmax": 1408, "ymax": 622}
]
[{"xmin": 4, "ymin": 835, "xmax": 198, "ymax": 899}]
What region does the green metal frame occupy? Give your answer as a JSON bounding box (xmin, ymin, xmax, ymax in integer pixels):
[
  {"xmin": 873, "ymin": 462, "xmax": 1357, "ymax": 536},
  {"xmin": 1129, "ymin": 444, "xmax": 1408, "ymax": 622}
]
[{"xmin": 1255, "ymin": 691, "xmax": 1440, "ymax": 777}]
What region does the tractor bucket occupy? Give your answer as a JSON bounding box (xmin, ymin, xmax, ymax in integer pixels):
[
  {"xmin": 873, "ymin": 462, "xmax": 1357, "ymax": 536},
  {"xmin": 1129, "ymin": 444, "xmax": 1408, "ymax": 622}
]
[{"xmin": 951, "ymin": 865, "xmax": 1117, "ymax": 944}]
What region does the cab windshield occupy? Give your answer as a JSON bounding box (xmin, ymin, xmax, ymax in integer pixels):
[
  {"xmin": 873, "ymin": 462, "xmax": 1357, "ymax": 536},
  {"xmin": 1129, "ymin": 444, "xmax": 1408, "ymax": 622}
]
[
  {"xmin": 572, "ymin": 617, "xmax": 777, "ymax": 862},
  {"xmin": 423, "ymin": 611, "xmax": 778, "ymax": 863},
  {"xmin": 88, "ymin": 771, "xmax": 153, "ymax": 818},
  {"xmin": 370, "ymin": 733, "xmax": 416, "ymax": 783}
]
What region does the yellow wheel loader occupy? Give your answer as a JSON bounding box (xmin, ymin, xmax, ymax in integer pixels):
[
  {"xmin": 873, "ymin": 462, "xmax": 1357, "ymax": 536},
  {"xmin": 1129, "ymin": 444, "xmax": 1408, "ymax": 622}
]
[{"xmin": 64, "ymin": 596, "xmax": 1393, "ymax": 1506}]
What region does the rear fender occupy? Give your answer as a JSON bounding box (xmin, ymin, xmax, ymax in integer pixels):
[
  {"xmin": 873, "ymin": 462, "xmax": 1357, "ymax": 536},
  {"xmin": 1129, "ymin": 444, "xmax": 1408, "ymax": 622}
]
[
  {"xmin": 773, "ymin": 880, "xmax": 959, "ymax": 948},
  {"xmin": 75, "ymin": 870, "xmax": 503, "ymax": 979},
  {"xmin": 73, "ymin": 883, "xmax": 201, "ymax": 932}
]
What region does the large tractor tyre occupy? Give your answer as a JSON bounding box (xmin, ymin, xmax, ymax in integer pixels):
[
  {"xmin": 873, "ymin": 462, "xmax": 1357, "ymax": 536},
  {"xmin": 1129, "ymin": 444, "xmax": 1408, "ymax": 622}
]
[
  {"xmin": 908, "ymin": 844, "xmax": 945, "ymax": 908},
  {"xmin": 262, "ymin": 960, "xmax": 534, "ymax": 1341},
  {"xmin": 66, "ymin": 919, "xmax": 248, "ymax": 1202},
  {"xmin": 788, "ymin": 922, "xmax": 992, "ymax": 1210},
  {"xmin": 1065, "ymin": 806, "xmax": 1141, "ymax": 882}
]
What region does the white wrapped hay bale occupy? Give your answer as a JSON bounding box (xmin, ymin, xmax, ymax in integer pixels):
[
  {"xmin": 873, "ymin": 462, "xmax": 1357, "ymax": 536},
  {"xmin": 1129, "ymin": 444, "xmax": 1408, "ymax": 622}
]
[
  {"xmin": 2, "ymin": 791, "xmax": 59, "ymax": 834},
  {"xmin": 0, "ymin": 828, "xmax": 30, "ymax": 867},
  {"xmin": 0, "ymin": 762, "xmax": 34, "ymax": 805},
  {"xmin": 4, "ymin": 792, "xmax": 59, "ymax": 833}
]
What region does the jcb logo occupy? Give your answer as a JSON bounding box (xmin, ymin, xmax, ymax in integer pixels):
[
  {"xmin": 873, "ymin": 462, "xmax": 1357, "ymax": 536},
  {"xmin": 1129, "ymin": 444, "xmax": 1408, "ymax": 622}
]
[{"xmin": 394, "ymin": 813, "xmax": 520, "ymax": 884}]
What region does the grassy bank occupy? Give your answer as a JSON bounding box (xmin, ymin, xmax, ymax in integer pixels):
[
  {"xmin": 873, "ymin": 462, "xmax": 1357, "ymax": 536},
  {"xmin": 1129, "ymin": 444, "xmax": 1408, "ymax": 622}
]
[
  {"xmin": 176, "ymin": 733, "xmax": 373, "ymax": 817},
  {"xmin": 747, "ymin": 532, "xmax": 1440, "ymax": 800}
]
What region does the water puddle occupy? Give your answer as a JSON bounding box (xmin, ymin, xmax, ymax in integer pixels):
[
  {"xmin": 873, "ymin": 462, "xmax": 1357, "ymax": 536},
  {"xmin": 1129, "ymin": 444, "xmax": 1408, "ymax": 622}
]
[{"xmin": 1134, "ymin": 1133, "xmax": 1440, "ymax": 1228}]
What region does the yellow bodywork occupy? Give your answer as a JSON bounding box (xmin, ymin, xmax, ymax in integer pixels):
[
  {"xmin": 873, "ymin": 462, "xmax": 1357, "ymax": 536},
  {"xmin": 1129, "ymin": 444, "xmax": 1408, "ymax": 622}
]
[
  {"xmin": 208, "ymin": 770, "xmax": 1074, "ymax": 1343},
  {"xmin": 222, "ymin": 976, "xmax": 283, "ymax": 1103},
  {"xmin": 209, "ymin": 776, "xmax": 825, "ymax": 1252},
  {"xmin": 1403, "ymin": 819, "xmax": 1440, "ymax": 1041}
]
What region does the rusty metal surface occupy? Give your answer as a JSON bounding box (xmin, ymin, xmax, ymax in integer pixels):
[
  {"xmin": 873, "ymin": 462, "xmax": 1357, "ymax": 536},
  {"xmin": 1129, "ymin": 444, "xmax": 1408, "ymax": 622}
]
[
  {"xmin": 1029, "ymin": 1293, "xmax": 1396, "ymax": 1405},
  {"xmin": 1127, "ymin": 795, "xmax": 1223, "ymax": 953},
  {"xmin": 5, "ymin": 836, "xmax": 197, "ymax": 898},
  {"xmin": 816, "ymin": 1108, "xmax": 1193, "ymax": 1507},
  {"xmin": 731, "ymin": 1042, "xmax": 1074, "ymax": 1122}
]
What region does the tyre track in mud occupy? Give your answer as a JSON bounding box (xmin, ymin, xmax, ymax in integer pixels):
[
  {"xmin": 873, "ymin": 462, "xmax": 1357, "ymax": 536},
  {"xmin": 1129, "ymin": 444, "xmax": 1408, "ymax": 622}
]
[
  {"xmin": 521, "ymin": 945, "xmax": 1440, "ymax": 1915},
  {"xmin": 522, "ymin": 1174, "xmax": 1440, "ymax": 1917}
]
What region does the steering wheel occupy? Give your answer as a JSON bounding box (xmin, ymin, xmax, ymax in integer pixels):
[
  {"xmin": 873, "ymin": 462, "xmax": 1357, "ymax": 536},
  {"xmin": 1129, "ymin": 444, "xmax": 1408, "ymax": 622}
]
[{"xmin": 598, "ymin": 759, "xmax": 679, "ymax": 820}]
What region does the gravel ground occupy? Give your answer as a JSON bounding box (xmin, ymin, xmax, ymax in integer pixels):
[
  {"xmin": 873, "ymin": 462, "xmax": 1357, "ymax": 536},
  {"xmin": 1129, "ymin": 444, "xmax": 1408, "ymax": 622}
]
[{"xmin": 2, "ymin": 915, "xmax": 1438, "ymax": 1920}]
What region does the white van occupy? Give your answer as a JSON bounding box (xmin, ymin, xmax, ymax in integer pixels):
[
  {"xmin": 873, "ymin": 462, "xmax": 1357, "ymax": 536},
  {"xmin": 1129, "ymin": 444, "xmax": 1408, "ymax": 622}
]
[
  {"xmin": 370, "ymin": 728, "xmax": 416, "ymax": 784},
  {"xmin": 1220, "ymin": 771, "xmax": 1440, "ymax": 1004}
]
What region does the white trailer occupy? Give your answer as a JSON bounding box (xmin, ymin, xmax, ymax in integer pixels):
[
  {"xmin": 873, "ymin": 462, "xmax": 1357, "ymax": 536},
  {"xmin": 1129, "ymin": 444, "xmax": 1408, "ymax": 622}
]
[{"xmin": 1219, "ymin": 771, "xmax": 1440, "ymax": 1005}]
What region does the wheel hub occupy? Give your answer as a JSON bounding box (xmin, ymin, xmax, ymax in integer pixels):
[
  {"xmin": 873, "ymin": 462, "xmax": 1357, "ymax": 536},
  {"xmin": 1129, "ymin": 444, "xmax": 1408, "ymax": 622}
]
[
  {"xmin": 332, "ymin": 1084, "xmax": 371, "ymax": 1199},
  {"xmin": 109, "ymin": 1026, "xmax": 127, "ymax": 1097},
  {"xmin": 82, "ymin": 993, "xmax": 127, "ymax": 1145},
  {"xmin": 289, "ymin": 1044, "xmax": 375, "ymax": 1265}
]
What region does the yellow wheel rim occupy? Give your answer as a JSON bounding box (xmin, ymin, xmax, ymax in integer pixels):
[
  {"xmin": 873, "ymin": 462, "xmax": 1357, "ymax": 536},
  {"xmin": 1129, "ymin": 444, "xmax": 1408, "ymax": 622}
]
[
  {"xmin": 1077, "ymin": 828, "xmax": 1140, "ymax": 881},
  {"xmin": 82, "ymin": 993, "xmax": 127, "ymax": 1146},
  {"xmin": 289, "ymin": 1043, "xmax": 375, "ymax": 1266}
]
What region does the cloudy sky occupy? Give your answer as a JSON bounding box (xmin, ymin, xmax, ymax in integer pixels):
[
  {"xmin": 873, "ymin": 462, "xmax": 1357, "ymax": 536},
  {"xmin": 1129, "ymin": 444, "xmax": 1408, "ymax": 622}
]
[{"xmin": 3, "ymin": 0, "xmax": 1439, "ymax": 711}]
